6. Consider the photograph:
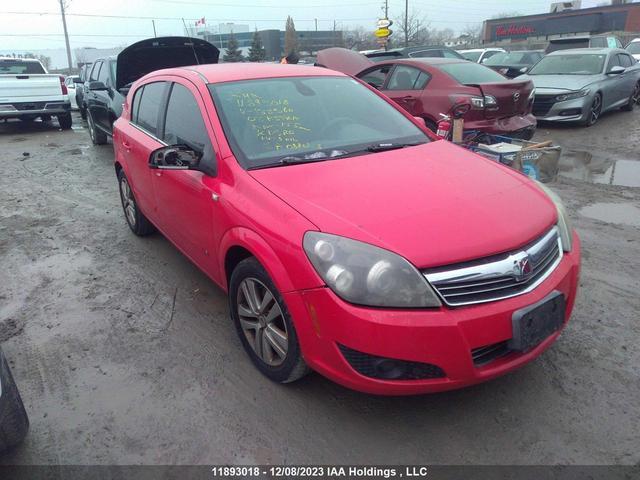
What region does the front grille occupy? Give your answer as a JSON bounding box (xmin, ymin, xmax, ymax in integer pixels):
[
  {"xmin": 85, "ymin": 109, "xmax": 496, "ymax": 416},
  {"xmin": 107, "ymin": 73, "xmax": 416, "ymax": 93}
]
[
  {"xmin": 338, "ymin": 344, "xmax": 445, "ymax": 380},
  {"xmin": 471, "ymin": 341, "xmax": 511, "ymax": 367},
  {"xmin": 424, "ymin": 227, "xmax": 562, "ymax": 306},
  {"xmin": 532, "ymin": 94, "xmax": 556, "ymax": 116}
]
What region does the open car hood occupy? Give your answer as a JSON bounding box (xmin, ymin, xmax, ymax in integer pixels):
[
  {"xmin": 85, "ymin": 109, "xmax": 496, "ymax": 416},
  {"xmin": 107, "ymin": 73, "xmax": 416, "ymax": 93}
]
[
  {"xmin": 316, "ymin": 47, "xmax": 373, "ymax": 76},
  {"xmin": 116, "ymin": 36, "xmax": 219, "ymax": 90}
]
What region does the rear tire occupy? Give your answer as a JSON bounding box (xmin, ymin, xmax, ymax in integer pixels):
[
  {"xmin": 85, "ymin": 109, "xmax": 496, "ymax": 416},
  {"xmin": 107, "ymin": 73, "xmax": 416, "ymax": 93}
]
[
  {"xmin": 0, "ymin": 350, "xmax": 29, "ymax": 452},
  {"xmin": 87, "ymin": 110, "xmax": 107, "ymax": 145},
  {"xmin": 621, "ymin": 82, "xmax": 640, "ymax": 111},
  {"xmin": 229, "ymin": 257, "xmax": 310, "ymax": 384},
  {"xmin": 117, "ymin": 169, "xmax": 156, "ymax": 236},
  {"xmin": 58, "ymin": 112, "xmax": 72, "ymax": 130}
]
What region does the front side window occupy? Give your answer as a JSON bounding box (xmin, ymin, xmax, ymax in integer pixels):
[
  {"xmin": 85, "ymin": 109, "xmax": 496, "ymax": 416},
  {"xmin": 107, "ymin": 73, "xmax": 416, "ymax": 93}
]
[
  {"xmin": 89, "ymin": 62, "xmax": 102, "ymax": 81},
  {"xmin": 529, "ymin": 54, "xmax": 606, "ymax": 75},
  {"xmin": 606, "ymin": 54, "xmax": 622, "ymax": 72},
  {"xmin": 387, "ymin": 66, "xmax": 430, "ymax": 90},
  {"xmin": 209, "ymin": 76, "xmax": 429, "ymax": 169},
  {"xmin": 163, "ymin": 83, "xmax": 211, "ymax": 154},
  {"xmin": 617, "ymin": 54, "xmax": 632, "ymax": 68},
  {"xmin": 98, "ymin": 61, "xmax": 110, "ymax": 85},
  {"xmin": 358, "ymin": 65, "xmax": 392, "ymax": 89},
  {"xmin": 627, "ymin": 42, "xmax": 640, "ymax": 54},
  {"xmin": 134, "ymin": 82, "xmax": 167, "ymax": 137}
]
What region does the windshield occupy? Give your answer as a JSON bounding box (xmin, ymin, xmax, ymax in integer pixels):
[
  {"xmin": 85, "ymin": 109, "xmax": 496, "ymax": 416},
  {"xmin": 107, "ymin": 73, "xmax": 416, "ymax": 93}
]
[
  {"xmin": 208, "ymin": 76, "xmax": 429, "ymax": 169},
  {"xmin": 0, "ymin": 60, "xmax": 46, "ymax": 74},
  {"xmin": 528, "ymin": 54, "xmax": 605, "ymax": 75},
  {"xmin": 461, "ymin": 51, "xmax": 482, "ymax": 62},
  {"xmin": 627, "ymin": 42, "xmax": 640, "ymax": 54},
  {"xmin": 484, "ymin": 52, "xmax": 531, "ymax": 65},
  {"xmin": 438, "ymin": 62, "xmax": 507, "ymax": 84}
]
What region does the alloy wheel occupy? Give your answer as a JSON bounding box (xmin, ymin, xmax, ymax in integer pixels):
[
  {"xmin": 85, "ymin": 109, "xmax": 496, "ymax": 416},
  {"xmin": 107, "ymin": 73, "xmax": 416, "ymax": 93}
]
[
  {"xmin": 633, "ymin": 83, "xmax": 640, "ymax": 105},
  {"xmin": 236, "ymin": 278, "xmax": 288, "ymax": 366},
  {"xmin": 589, "ymin": 95, "xmax": 601, "ymax": 125},
  {"xmin": 119, "ymin": 177, "xmax": 136, "ymax": 227}
]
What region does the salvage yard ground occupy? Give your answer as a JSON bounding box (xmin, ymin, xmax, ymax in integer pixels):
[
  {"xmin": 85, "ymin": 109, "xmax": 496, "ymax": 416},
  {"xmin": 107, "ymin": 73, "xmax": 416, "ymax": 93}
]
[{"xmin": 0, "ymin": 110, "xmax": 639, "ymax": 464}]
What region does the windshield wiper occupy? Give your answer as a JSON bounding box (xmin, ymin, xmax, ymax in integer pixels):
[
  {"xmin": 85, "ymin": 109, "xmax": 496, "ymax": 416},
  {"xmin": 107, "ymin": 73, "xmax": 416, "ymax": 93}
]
[{"xmin": 365, "ymin": 142, "xmax": 425, "ymax": 152}]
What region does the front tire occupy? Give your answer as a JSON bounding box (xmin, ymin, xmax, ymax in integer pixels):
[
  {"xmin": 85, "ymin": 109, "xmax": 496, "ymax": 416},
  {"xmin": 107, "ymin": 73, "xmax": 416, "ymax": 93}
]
[
  {"xmin": 229, "ymin": 257, "xmax": 309, "ymax": 384},
  {"xmin": 87, "ymin": 110, "xmax": 107, "ymax": 145},
  {"xmin": 0, "ymin": 350, "xmax": 29, "ymax": 452},
  {"xmin": 58, "ymin": 112, "xmax": 72, "ymax": 130},
  {"xmin": 117, "ymin": 170, "xmax": 156, "ymax": 236},
  {"xmin": 584, "ymin": 93, "xmax": 602, "ymax": 127}
]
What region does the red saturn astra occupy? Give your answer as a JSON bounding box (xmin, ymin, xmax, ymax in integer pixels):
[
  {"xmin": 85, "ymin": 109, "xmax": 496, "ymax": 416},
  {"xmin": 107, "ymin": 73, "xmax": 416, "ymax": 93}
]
[{"xmin": 113, "ymin": 63, "xmax": 580, "ymax": 395}]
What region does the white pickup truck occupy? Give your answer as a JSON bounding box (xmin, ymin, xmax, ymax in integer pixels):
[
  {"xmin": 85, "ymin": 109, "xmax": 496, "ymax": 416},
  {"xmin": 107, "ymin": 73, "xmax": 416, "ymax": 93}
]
[{"xmin": 0, "ymin": 57, "xmax": 72, "ymax": 129}]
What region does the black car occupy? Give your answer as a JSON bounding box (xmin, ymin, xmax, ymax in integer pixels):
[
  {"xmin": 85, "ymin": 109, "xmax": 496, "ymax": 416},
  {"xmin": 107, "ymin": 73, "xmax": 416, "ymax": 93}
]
[
  {"xmin": 0, "ymin": 346, "xmax": 29, "ymax": 452},
  {"xmin": 84, "ymin": 36, "xmax": 220, "ymax": 145},
  {"xmin": 483, "ymin": 50, "xmax": 545, "ymax": 78},
  {"xmin": 366, "ymin": 45, "xmax": 465, "ymax": 62},
  {"xmin": 76, "ymin": 63, "xmax": 92, "ymax": 119}
]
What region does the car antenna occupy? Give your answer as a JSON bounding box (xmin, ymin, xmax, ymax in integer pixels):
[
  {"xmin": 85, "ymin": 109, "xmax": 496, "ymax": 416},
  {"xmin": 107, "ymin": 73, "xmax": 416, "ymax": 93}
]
[{"xmin": 181, "ymin": 18, "xmax": 200, "ymax": 65}]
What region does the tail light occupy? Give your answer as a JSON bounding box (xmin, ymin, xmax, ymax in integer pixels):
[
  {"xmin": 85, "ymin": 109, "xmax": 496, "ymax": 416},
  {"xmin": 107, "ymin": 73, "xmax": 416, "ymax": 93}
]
[{"xmin": 60, "ymin": 76, "xmax": 68, "ymax": 95}]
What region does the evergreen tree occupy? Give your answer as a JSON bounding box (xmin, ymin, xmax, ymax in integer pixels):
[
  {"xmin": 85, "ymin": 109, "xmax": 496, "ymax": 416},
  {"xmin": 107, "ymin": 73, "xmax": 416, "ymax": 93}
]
[
  {"xmin": 248, "ymin": 29, "xmax": 266, "ymax": 62},
  {"xmin": 223, "ymin": 32, "xmax": 244, "ymax": 62},
  {"xmin": 284, "ymin": 16, "xmax": 299, "ymax": 58}
]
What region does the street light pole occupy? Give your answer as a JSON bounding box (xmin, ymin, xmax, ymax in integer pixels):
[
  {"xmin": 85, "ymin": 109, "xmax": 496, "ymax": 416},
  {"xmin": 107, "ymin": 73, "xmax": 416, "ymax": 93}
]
[
  {"xmin": 58, "ymin": 0, "xmax": 73, "ymax": 72},
  {"xmin": 404, "ymin": 0, "xmax": 409, "ymax": 47}
]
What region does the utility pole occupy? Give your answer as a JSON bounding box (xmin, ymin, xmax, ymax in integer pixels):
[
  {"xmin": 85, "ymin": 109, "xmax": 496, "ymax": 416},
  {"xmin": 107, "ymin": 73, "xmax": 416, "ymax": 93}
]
[
  {"xmin": 315, "ymin": 18, "xmax": 318, "ymax": 32},
  {"xmin": 152, "ymin": 20, "xmax": 157, "ymax": 37},
  {"xmin": 404, "ymin": 0, "xmax": 409, "ymax": 47},
  {"xmin": 58, "ymin": 0, "xmax": 73, "ymax": 72}
]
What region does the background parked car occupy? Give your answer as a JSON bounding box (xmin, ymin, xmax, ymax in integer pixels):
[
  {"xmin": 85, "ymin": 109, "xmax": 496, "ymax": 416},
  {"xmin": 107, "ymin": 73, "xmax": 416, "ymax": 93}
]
[
  {"xmin": 76, "ymin": 63, "xmax": 92, "ymax": 119},
  {"xmin": 365, "ymin": 45, "xmax": 465, "ymax": 62},
  {"xmin": 545, "ymin": 34, "xmax": 624, "ymax": 53},
  {"xmin": 64, "ymin": 75, "xmax": 81, "ymax": 110},
  {"xmin": 458, "ymin": 48, "xmax": 505, "ymax": 64},
  {"xmin": 84, "ymin": 36, "xmax": 219, "ymax": 145},
  {"xmin": 0, "ymin": 346, "xmax": 29, "ymax": 452},
  {"xmin": 520, "ymin": 48, "xmax": 640, "ymax": 126},
  {"xmin": 626, "ymin": 38, "xmax": 640, "ymax": 61},
  {"xmin": 483, "ymin": 50, "xmax": 545, "ymax": 78},
  {"xmin": 317, "ymin": 48, "xmax": 536, "ymax": 139},
  {"xmin": 0, "ymin": 57, "xmax": 72, "ymax": 129}
]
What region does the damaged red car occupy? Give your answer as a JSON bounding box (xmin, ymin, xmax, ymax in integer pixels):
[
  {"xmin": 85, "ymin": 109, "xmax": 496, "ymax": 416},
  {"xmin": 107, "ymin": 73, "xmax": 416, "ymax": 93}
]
[
  {"xmin": 317, "ymin": 47, "xmax": 537, "ymax": 139},
  {"xmin": 113, "ymin": 63, "xmax": 579, "ymax": 395}
]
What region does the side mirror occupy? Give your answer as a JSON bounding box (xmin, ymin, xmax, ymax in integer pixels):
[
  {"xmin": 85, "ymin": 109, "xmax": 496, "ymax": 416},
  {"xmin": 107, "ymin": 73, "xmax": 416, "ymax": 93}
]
[
  {"xmin": 608, "ymin": 66, "xmax": 625, "ymax": 75},
  {"xmin": 88, "ymin": 81, "xmax": 108, "ymax": 91},
  {"xmin": 413, "ymin": 116, "xmax": 427, "ymax": 128},
  {"xmin": 149, "ymin": 145, "xmax": 200, "ymax": 171},
  {"xmin": 74, "ymin": 78, "xmax": 84, "ymax": 84}
]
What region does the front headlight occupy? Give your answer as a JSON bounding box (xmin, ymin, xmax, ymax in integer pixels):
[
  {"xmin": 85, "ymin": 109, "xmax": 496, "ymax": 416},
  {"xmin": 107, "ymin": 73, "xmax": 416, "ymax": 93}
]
[
  {"xmin": 556, "ymin": 89, "xmax": 590, "ymax": 102},
  {"xmin": 535, "ymin": 182, "xmax": 573, "ymax": 252},
  {"xmin": 303, "ymin": 232, "xmax": 441, "ymax": 308}
]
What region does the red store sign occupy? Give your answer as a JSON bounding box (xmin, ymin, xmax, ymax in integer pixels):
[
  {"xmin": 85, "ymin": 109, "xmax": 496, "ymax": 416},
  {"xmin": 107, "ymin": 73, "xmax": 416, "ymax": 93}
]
[{"xmin": 496, "ymin": 24, "xmax": 536, "ymax": 37}]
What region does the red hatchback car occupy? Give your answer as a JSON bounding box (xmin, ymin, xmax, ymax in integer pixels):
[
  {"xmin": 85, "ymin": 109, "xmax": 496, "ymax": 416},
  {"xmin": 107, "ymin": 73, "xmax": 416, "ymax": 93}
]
[
  {"xmin": 317, "ymin": 47, "xmax": 537, "ymax": 139},
  {"xmin": 113, "ymin": 63, "xmax": 580, "ymax": 395}
]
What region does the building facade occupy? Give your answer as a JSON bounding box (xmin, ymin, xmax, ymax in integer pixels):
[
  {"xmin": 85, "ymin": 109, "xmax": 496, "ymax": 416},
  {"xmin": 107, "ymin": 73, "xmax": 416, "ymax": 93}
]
[{"xmin": 482, "ymin": 3, "xmax": 640, "ymax": 47}]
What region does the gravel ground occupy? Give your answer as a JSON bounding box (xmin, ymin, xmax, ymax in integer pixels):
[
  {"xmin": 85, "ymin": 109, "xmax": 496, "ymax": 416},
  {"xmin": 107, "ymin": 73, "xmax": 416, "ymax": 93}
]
[{"xmin": 0, "ymin": 109, "xmax": 639, "ymax": 465}]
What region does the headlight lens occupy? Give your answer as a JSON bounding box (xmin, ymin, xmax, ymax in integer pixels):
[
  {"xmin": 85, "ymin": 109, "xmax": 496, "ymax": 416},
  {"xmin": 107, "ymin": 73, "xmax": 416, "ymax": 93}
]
[
  {"xmin": 535, "ymin": 182, "xmax": 573, "ymax": 252},
  {"xmin": 556, "ymin": 89, "xmax": 590, "ymax": 102},
  {"xmin": 303, "ymin": 232, "xmax": 441, "ymax": 308}
]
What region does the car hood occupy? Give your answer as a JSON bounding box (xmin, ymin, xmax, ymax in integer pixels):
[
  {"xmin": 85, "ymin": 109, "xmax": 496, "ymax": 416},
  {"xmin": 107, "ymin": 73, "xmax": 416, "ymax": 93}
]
[
  {"xmin": 316, "ymin": 47, "xmax": 373, "ymax": 76},
  {"xmin": 521, "ymin": 74, "xmax": 598, "ymax": 92},
  {"xmin": 116, "ymin": 36, "xmax": 219, "ymax": 90},
  {"xmin": 249, "ymin": 141, "xmax": 557, "ymax": 268}
]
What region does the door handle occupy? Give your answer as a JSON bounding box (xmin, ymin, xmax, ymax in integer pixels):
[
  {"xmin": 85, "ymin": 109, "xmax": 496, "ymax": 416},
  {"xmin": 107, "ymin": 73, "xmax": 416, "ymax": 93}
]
[{"xmin": 122, "ymin": 141, "xmax": 131, "ymax": 148}]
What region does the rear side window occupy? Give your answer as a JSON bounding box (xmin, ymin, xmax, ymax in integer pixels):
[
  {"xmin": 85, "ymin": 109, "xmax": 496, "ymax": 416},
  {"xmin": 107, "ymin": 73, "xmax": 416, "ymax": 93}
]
[
  {"xmin": 409, "ymin": 49, "xmax": 443, "ymax": 58},
  {"xmin": 162, "ymin": 83, "xmax": 211, "ymax": 154},
  {"xmin": 386, "ymin": 66, "xmax": 430, "ymax": 90},
  {"xmin": 134, "ymin": 82, "xmax": 167, "ymax": 137},
  {"xmin": 438, "ymin": 62, "xmax": 506, "ymax": 84}
]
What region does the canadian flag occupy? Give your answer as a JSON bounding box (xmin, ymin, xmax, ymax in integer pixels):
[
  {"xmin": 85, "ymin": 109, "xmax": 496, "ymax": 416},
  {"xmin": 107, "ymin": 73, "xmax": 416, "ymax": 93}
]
[{"xmin": 195, "ymin": 17, "xmax": 206, "ymax": 26}]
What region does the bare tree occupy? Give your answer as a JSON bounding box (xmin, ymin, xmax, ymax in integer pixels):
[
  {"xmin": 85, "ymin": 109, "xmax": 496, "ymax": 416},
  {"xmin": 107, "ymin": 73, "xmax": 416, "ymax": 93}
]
[
  {"xmin": 394, "ymin": 9, "xmax": 428, "ymax": 47},
  {"xmin": 461, "ymin": 23, "xmax": 483, "ymax": 46},
  {"xmin": 343, "ymin": 26, "xmax": 378, "ymax": 51}
]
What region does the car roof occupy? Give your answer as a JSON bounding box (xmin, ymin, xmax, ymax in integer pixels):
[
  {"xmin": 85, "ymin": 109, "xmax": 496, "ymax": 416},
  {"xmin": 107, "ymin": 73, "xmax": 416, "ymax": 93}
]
[
  {"xmin": 459, "ymin": 48, "xmax": 503, "ymax": 52},
  {"xmin": 547, "ymin": 47, "xmax": 620, "ymax": 55},
  {"xmin": 149, "ymin": 63, "xmax": 345, "ymax": 84}
]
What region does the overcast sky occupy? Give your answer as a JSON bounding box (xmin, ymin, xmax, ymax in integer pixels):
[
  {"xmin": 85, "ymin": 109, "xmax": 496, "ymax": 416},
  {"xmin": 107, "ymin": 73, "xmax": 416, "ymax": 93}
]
[{"xmin": 0, "ymin": 0, "xmax": 615, "ymax": 51}]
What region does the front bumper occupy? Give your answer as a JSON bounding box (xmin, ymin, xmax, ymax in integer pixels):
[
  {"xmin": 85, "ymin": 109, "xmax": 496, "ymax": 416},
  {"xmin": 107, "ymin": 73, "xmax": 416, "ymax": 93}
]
[
  {"xmin": 0, "ymin": 101, "xmax": 71, "ymax": 118},
  {"xmin": 533, "ymin": 96, "xmax": 591, "ymax": 123},
  {"xmin": 464, "ymin": 113, "xmax": 537, "ymax": 138},
  {"xmin": 286, "ymin": 232, "xmax": 580, "ymax": 395}
]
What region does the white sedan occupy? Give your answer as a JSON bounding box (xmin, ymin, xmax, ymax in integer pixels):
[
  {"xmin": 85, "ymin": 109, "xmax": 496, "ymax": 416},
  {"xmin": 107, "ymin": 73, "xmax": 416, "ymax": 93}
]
[{"xmin": 64, "ymin": 75, "xmax": 80, "ymax": 110}]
